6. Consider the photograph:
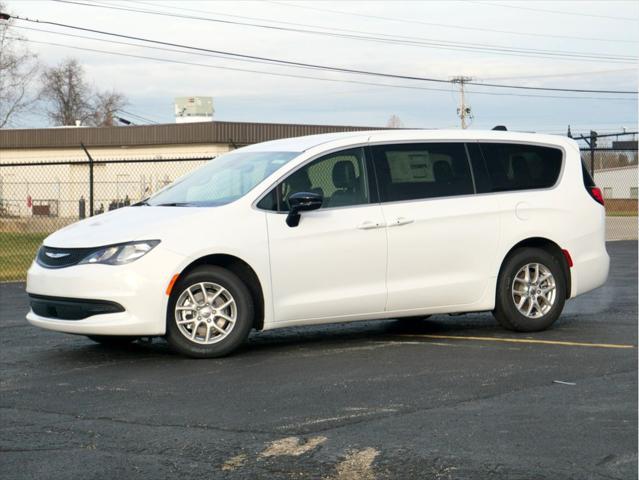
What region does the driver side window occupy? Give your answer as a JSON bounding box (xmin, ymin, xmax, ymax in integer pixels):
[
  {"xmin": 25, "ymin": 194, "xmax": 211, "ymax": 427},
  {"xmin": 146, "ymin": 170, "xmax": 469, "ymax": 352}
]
[{"xmin": 258, "ymin": 147, "xmax": 370, "ymax": 211}]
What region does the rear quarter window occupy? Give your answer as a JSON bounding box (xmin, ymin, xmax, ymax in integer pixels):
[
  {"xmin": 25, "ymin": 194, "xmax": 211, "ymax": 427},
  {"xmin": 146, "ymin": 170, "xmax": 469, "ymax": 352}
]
[{"xmin": 473, "ymin": 143, "xmax": 563, "ymax": 193}]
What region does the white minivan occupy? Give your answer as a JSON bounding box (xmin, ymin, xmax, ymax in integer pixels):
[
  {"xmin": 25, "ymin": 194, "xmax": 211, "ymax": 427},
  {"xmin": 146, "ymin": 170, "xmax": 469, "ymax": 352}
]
[{"xmin": 26, "ymin": 130, "xmax": 609, "ymax": 357}]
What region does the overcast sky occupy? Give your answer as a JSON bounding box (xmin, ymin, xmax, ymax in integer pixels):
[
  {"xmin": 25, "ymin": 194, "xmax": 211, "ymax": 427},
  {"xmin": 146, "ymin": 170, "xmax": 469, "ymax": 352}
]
[{"xmin": 4, "ymin": 0, "xmax": 639, "ymax": 136}]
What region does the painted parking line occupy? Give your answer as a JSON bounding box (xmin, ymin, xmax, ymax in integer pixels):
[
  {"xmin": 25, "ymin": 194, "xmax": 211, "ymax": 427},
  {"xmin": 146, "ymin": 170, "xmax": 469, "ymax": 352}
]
[{"xmin": 395, "ymin": 334, "xmax": 636, "ymax": 349}]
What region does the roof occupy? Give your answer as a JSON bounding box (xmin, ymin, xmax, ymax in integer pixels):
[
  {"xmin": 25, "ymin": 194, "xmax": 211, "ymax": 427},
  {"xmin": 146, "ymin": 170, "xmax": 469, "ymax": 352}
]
[
  {"xmin": 0, "ymin": 120, "xmax": 380, "ymax": 150},
  {"xmin": 238, "ymin": 130, "xmax": 386, "ymax": 152},
  {"xmin": 239, "ymin": 128, "xmax": 579, "ymax": 153},
  {"xmin": 0, "ymin": 121, "xmax": 579, "ymax": 153}
]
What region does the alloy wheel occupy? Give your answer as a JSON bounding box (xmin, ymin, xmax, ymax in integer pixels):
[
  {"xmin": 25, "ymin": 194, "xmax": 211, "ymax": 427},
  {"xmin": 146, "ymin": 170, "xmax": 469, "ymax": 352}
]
[
  {"xmin": 511, "ymin": 263, "xmax": 557, "ymax": 319},
  {"xmin": 174, "ymin": 282, "xmax": 237, "ymax": 344}
]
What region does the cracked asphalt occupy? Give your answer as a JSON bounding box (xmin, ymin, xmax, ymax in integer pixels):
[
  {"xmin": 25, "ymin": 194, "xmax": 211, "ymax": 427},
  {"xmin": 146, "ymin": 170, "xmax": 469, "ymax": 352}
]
[{"xmin": 1, "ymin": 241, "xmax": 637, "ymax": 479}]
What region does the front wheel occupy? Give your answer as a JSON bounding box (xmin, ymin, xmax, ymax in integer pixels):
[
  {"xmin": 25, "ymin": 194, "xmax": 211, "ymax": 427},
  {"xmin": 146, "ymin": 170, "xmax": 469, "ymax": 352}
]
[
  {"xmin": 493, "ymin": 248, "xmax": 566, "ymax": 332},
  {"xmin": 165, "ymin": 266, "xmax": 254, "ymax": 358}
]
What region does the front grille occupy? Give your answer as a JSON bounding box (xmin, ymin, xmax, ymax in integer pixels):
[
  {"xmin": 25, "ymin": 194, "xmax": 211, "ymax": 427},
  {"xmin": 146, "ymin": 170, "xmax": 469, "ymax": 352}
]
[
  {"xmin": 29, "ymin": 294, "xmax": 125, "ymax": 320},
  {"xmin": 36, "ymin": 246, "xmax": 97, "ymax": 268}
]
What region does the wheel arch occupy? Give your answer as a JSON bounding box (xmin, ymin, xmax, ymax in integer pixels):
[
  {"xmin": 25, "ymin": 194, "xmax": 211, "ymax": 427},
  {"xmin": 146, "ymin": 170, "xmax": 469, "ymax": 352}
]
[
  {"xmin": 498, "ymin": 237, "xmax": 572, "ymax": 298},
  {"xmin": 177, "ymin": 254, "xmax": 265, "ymax": 330}
]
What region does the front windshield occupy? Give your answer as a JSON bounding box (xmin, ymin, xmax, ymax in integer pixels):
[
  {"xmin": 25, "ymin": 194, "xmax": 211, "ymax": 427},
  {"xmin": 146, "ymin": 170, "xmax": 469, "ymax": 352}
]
[{"xmin": 147, "ymin": 151, "xmax": 298, "ymax": 207}]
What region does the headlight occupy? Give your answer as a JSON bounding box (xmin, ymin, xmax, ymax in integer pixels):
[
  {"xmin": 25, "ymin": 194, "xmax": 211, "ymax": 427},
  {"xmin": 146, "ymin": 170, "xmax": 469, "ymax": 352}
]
[{"xmin": 79, "ymin": 240, "xmax": 160, "ymax": 266}]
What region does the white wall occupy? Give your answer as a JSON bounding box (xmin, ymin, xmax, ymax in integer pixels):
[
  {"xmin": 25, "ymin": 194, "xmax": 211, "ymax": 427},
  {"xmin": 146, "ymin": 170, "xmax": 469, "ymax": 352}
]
[
  {"xmin": 0, "ymin": 143, "xmax": 232, "ymax": 219},
  {"xmin": 593, "ymin": 166, "xmax": 638, "ymax": 199}
]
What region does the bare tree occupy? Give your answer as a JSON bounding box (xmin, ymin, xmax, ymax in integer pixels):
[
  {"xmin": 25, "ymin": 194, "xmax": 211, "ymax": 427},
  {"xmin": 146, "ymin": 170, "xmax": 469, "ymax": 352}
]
[
  {"xmin": 40, "ymin": 58, "xmax": 127, "ymax": 126},
  {"xmin": 89, "ymin": 90, "xmax": 127, "ymax": 127},
  {"xmin": 0, "ymin": 2, "xmax": 40, "ymax": 128},
  {"xmin": 41, "ymin": 58, "xmax": 91, "ymax": 126},
  {"xmin": 386, "ymin": 114, "xmax": 404, "ymax": 129}
]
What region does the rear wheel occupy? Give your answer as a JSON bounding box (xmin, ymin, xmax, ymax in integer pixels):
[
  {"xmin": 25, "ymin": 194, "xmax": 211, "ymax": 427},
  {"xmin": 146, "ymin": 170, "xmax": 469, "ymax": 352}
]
[
  {"xmin": 165, "ymin": 266, "xmax": 254, "ymax": 358},
  {"xmin": 493, "ymin": 248, "xmax": 566, "ymax": 332}
]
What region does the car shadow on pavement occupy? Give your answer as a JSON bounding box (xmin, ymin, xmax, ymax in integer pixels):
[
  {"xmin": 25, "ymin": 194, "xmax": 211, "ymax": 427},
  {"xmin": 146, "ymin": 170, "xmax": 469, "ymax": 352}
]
[
  {"xmin": 37, "ymin": 313, "xmax": 500, "ymax": 361},
  {"xmin": 245, "ymin": 313, "xmax": 501, "ymax": 353}
]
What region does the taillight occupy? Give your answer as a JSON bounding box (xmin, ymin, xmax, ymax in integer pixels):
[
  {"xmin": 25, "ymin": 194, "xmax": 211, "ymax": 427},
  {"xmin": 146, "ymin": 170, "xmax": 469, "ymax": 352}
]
[{"xmin": 589, "ymin": 187, "xmax": 605, "ymax": 206}]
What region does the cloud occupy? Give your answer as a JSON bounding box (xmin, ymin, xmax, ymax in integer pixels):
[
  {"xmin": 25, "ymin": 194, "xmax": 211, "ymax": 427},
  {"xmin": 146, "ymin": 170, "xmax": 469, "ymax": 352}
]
[{"xmin": 6, "ymin": 0, "xmax": 638, "ymax": 131}]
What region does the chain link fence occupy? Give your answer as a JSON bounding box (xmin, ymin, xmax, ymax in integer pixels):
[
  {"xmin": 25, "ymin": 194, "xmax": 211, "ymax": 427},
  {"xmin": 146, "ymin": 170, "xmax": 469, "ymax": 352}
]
[
  {"xmin": 1, "ymin": 148, "xmax": 637, "ymax": 281},
  {"xmin": 581, "ymin": 148, "xmax": 638, "ymax": 242},
  {"xmin": 0, "ymin": 157, "xmax": 209, "ymax": 281}
]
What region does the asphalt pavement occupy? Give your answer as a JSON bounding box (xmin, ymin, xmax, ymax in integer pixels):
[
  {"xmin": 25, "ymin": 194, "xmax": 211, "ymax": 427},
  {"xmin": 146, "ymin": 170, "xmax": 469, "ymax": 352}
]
[{"xmin": 1, "ymin": 241, "xmax": 637, "ymax": 479}]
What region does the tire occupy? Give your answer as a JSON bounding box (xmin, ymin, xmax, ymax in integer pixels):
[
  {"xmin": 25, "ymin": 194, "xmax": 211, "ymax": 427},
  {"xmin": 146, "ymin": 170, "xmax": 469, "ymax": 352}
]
[
  {"xmin": 87, "ymin": 335, "xmax": 138, "ymax": 346},
  {"xmin": 165, "ymin": 266, "xmax": 254, "ymax": 358},
  {"xmin": 493, "ymin": 247, "xmax": 566, "ymax": 332}
]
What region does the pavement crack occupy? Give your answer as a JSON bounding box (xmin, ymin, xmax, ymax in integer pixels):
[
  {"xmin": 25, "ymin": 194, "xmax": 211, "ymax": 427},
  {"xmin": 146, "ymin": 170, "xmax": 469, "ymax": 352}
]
[
  {"xmin": 277, "ymin": 368, "xmax": 638, "ymax": 435},
  {"xmin": 0, "ymin": 405, "xmax": 278, "ymax": 436}
]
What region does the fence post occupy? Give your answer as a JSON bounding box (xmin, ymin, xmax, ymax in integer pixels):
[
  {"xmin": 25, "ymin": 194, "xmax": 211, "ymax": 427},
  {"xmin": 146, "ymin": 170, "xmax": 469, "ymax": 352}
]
[
  {"xmin": 589, "ymin": 130, "xmax": 597, "ymax": 178},
  {"xmin": 89, "ymin": 155, "xmax": 94, "ymax": 216},
  {"xmin": 81, "ymin": 143, "xmax": 95, "ymax": 216}
]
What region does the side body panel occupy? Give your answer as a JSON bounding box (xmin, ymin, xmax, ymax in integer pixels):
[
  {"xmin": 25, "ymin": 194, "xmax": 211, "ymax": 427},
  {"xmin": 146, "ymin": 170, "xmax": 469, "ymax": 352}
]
[
  {"xmin": 266, "ymin": 205, "xmax": 387, "ymax": 323},
  {"xmin": 381, "ymin": 194, "xmax": 501, "ymax": 313},
  {"xmin": 486, "ymin": 142, "xmax": 609, "ymax": 299}
]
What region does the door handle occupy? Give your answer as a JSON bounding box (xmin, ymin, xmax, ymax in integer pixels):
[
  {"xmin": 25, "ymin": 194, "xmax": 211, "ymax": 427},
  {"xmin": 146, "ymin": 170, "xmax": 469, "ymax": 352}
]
[
  {"xmin": 389, "ymin": 216, "xmax": 414, "ymax": 227},
  {"xmin": 357, "ymin": 220, "xmax": 385, "ymax": 230}
]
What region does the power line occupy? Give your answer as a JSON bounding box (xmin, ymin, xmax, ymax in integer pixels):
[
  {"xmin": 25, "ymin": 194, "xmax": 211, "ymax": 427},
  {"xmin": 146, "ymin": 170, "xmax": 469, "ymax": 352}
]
[
  {"xmin": 118, "ymin": 109, "xmax": 159, "ymax": 124},
  {"xmin": 267, "ymin": 0, "xmax": 639, "ymax": 43},
  {"xmin": 12, "ymin": 25, "xmax": 273, "ymax": 66},
  {"xmin": 15, "ymin": 24, "xmax": 637, "ymax": 88},
  {"xmin": 11, "ymin": 36, "xmax": 635, "ymax": 102},
  {"xmin": 19, "ymin": 23, "xmax": 632, "ymax": 85},
  {"xmin": 52, "ymin": 0, "xmax": 637, "ymax": 64},
  {"xmin": 4, "ymin": 13, "xmax": 637, "ymax": 95},
  {"xmin": 481, "ymin": 68, "xmax": 637, "ymax": 81},
  {"xmin": 475, "ymin": 1, "xmax": 639, "ymax": 22},
  {"xmin": 9, "ymin": 36, "xmax": 471, "ymax": 93}
]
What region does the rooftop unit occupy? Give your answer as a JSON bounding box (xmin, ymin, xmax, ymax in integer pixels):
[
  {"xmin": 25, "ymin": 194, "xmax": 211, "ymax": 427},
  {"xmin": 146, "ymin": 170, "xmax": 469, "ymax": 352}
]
[{"xmin": 174, "ymin": 96, "xmax": 214, "ymax": 124}]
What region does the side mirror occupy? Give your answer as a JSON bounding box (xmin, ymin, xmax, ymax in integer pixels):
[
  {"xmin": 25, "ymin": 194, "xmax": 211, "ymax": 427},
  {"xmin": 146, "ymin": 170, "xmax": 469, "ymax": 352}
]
[{"xmin": 286, "ymin": 192, "xmax": 323, "ymax": 227}]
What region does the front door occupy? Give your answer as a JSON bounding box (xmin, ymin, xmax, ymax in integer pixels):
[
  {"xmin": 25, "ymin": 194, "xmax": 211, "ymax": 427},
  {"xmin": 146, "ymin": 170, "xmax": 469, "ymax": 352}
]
[{"xmin": 265, "ymin": 147, "xmax": 388, "ymax": 323}]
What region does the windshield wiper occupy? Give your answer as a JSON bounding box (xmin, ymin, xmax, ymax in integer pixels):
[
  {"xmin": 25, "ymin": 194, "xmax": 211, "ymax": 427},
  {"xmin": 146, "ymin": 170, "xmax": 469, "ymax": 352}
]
[
  {"xmin": 132, "ymin": 199, "xmax": 149, "ymax": 206},
  {"xmin": 154, "ymin": 202, "xmax": 192, "ymax": 207}
]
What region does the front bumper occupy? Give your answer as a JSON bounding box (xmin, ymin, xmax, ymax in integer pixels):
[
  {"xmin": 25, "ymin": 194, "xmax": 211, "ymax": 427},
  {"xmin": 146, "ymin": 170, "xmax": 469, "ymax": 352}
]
[{"xmin": 25, "ymin": 247, "xmax": 185, "ymax": 336}]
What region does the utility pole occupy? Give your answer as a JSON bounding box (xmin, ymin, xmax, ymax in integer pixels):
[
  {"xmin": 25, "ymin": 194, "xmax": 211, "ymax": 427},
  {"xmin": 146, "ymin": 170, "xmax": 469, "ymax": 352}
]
[{"xmin": 452, "ymin": 76, "xmax": 472, "ymax": 129}]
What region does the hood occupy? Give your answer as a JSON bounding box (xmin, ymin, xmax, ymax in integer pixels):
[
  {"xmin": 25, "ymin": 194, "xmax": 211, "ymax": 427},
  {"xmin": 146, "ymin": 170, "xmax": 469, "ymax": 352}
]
[{"xmin": 43, "ymin": 206, "xmax": 206, "ymax": 248}]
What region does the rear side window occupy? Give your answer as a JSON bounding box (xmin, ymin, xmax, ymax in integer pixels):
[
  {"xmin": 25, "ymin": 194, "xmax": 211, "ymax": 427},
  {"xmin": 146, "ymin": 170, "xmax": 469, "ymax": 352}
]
[
  {"xmin": 474, "ymin": 143, "xmax": 563, "ymax": 193},
  {"xmin": 371, "ymin": 143, "xmax": 474, "ymax": 202},
  {"xmin": 581, "ymin": 161, "xmax": 596, "ymax": 187}
]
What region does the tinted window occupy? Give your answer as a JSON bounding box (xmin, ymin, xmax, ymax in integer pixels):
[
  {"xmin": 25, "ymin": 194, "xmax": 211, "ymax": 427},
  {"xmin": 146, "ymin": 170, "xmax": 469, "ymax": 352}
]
[
  {"xmin": 256, "ymin": 185, "xmax": 281, "ymax": 211},
  {"xmin": 371, "ymin": 143, "xmax": 474, "ymax": 202},
  {"xmin": 581, "ymin": 161, "xmax": 595, "ymax": 187},
  {"xmin": 475, "ymin": 143, "xmax": 562, "ymax": 193},
  {"xmin": 260, "ymin": 147, "xmax": 370, "ymax": 211}
]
